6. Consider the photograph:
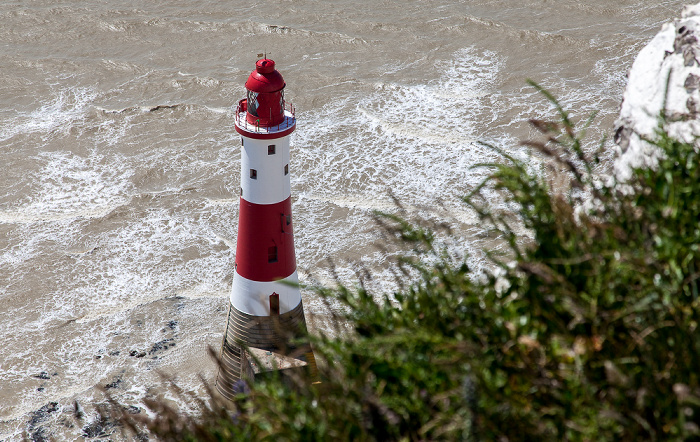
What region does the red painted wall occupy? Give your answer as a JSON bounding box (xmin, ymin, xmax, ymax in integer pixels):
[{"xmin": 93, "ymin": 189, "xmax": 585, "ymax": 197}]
[{"xmin": 235, "ymin": 196, "xmax": 296, "ymax": 281}]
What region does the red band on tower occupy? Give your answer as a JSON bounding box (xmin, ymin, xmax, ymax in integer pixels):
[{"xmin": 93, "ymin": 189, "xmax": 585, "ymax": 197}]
[{"xmin": 235, "ymin": 197, "xmax": 296, "ymax": 282}]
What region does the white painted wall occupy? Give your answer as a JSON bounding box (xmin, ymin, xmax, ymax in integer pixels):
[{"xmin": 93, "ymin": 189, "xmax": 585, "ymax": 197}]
[
  {"xmin": 240, "ymin": 135, "xmax": 292, "ymax": 205},
  {"xmin": 230, "ymin": 270, "xmax": 302, "ymax": 315}
]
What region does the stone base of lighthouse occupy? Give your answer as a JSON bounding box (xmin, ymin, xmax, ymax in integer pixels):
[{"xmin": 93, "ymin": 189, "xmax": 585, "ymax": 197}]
[
  {"xmin": 224, "ymin": 301, "xmax": 308, "ymax": 351},
  {"xmin": 216, "ymin": 301, "xmax": 316, "ymax": 400}
]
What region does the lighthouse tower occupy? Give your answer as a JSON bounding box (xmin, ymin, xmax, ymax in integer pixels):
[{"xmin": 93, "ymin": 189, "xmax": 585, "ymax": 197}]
[{"xmin": 216, "ymin": 59, "xmax": 313, "ymax": 399}]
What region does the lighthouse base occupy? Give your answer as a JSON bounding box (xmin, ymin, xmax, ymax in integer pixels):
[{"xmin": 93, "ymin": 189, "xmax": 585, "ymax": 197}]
[{"xmin": 215, "ymin": 301, "xmax": 316, "ymax": 400}]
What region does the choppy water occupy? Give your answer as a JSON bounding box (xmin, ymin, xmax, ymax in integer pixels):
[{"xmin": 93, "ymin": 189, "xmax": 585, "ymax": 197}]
[{"xmin": 0, "ymin": 0, "xmax": 689, "ymax": 439}]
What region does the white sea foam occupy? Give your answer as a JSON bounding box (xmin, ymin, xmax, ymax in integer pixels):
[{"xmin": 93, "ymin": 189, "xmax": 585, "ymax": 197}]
[
  {"xmin": 296, "ymin": 49, "xmax": 500, "ymax": 197},
  {"xmin": 290, "ymin": 48, "xmax": 512, "ymax": 278},
  {"xmin": 61, "ymin": 209, "xmax": 231, "ymax": 315},
  {"xmin": 0, "ymin": 86, "xmax": 97, "ymax": 142},
  {"xmin": 0, "ymin": 151, "xmax": 134, "ymax": 223}
]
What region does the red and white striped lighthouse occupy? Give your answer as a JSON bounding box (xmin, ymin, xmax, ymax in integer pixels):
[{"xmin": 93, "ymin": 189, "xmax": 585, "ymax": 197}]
[{"xmin": 217, "ymin": 58, "xmax": 313, "ymax": 399}]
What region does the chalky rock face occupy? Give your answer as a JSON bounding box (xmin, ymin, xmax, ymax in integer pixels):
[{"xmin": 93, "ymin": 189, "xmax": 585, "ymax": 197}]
[
  {"xmin": 216, "ymin": 59, "xmax": 314, "ymax": 400},
  {"xmin": 614, "ymin": 3, "xmax": 700, "ymax": 181}
]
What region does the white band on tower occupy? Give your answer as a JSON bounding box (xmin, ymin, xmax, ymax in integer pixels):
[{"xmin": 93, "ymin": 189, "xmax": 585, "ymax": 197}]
[
  {"xmin": 240, "ymin": 135, "xmax": 292, "ymax": 205},
  {"xmin": 230, "ymin": 270, "xmax": 301, "ymax": 316}
]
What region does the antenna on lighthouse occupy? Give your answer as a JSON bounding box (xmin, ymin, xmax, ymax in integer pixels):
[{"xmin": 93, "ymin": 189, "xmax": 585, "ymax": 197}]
[{"xmin": 215, "ymin": 58, "xmax": 316, "ymax": 400}]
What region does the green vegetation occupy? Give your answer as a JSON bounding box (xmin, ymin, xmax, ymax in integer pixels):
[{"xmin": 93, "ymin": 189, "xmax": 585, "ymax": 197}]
[{"xmin": 120, "ymin": 87, "xmax": 700, "ymax": 440}]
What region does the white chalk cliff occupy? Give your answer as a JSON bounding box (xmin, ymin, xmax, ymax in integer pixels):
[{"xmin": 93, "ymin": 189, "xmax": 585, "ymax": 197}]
[{"xmin": 614, "ymin": 3, "xmax": 700, "ymax": 181}]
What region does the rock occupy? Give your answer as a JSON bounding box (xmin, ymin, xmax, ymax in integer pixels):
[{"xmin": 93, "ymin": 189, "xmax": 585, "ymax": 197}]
[
  {"xmin": 148, "ymin": 338, "xmax": 176, "ymax": 356},
  {"xmin": 29, "ymin": 428, "xmax": 49, "ymax": 442},
  {"xmin": 28, "ymin": 402, "xmax": 59, "ymax": 427},
  {"xmin": 123, "ymin": 405, "xmax": 141, "ymax": 414},
  {"xmin": 104, "ymin": 378, "xmax": 122, "ymax": 389},
  {"xmin": 27, "ymin": 402, "xmax": 59, "ymax": 442},
  {"xmin": 33, "ymin": 372, "xmax": 50, "ymax": 380},
  {"xmin": 82, "ymin": 417, "xmax": 116, "ymax": 439},
  {"xmin": 684, "ymin": 46, "xmax": 698, "ymax": 66},
  {"xmin": 81, "ymin": 405, "xmax": 121, "ymax": 439},
  {"xmin": 74, "ymin": 400, "xmax": 85, "ymax": 420},
  {"xmin": 614, "ymin": 3, "xmax": 700, "ymax": 181},
  {"xmin": 685, "ymin": 72, "xmax": 700, "ymax": 90}
]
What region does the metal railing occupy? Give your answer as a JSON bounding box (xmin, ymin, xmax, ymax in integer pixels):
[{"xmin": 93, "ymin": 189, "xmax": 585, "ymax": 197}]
[{"xmin": 235, "ymin": 99, "xmax": 296, "ymax": 134}]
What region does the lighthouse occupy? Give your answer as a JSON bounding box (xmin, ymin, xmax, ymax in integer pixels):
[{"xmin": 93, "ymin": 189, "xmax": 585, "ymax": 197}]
[{"xmin": 216, "ymin": 58, "xmax": 314, "ymax": 399}]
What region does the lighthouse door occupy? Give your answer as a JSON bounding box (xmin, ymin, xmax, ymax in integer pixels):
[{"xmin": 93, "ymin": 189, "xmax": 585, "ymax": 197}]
[{"xmin": 269, "ymin": 292, "xmax": 280, "ymax": 316}]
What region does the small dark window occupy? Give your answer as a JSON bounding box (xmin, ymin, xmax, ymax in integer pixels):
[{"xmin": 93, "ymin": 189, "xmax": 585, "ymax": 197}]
[
  {"xmin": 284, "ymin": 164, "xmax": 289, "ymax": 175},
  {"xmin": 240, "ymin": 187, "xmax": 243, "ymax": 196},
  {"xmin": 286, "ymin": 215, "xmax": 291, "ymax": 225},
  {"xmin": 240, "ymin": 137, "xmax": 244, "ymax": 146},
  {"xmin": 268, "ymin": 144, "xmax": 276, "ymax": 155},
  {"xmin": 268, "ymin": 246, "xmax": 278, "ymax": 263},
  {"xmin": 250, "ymin": 169, "xmax": 257, "ymax": 179}
]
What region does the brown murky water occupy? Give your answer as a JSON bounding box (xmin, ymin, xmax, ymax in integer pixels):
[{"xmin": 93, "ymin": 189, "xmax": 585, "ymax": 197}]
[{"xmin": 0, "ymin": 0, "xmax": 688, "ymax": 439}]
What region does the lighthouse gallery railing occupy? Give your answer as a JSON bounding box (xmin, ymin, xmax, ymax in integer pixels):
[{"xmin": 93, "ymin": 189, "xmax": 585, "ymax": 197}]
[{"xmin": 234, "ymin": 99, "xmax": 296, "ymax": 134}]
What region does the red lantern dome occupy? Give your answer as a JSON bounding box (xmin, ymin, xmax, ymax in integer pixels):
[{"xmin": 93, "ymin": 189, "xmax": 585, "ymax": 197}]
[
  {"xmin": 245, "ymin": 59, "xmax": 285, "ymax": 92},
  {"xmin": 244, "ymin": 59, "xmax": 286, "ymax": 127}
]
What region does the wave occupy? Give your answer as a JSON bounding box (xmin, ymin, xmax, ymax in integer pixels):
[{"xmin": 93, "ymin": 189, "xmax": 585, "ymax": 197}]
[
  {"xmin": 242, "ymin": 21, "xmax": 369, "ymax": 45},
  {"xmin": 0, "ymin": 86, "xmax": 97, "ymax": 142},
  {"xmin": 96, "ymin": 103, "xmax": 191, "ymax": 115},
  {"xmin": 0, "ymin": 203, "xmax": 127, "ymax": 224},
  {"xmin": 0, "ymin": 151, "xmax": 135, "ymax": 224},
  {"xmin": 443, "ymin": 15, "xmax": 595, "ymax": 50}
]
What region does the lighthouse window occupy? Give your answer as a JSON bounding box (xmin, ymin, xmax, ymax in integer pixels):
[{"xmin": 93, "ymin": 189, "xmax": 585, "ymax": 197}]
[
  {"xmin": 250, "ymin": 169, "xmax": 257, "ymax": 179},
  {"xmin": 284, "ymin": 164, "xmax": 289, "ymax": 175},
  {"xmin": 247, "ymin": 90, "xmax": 259, "ymax": 116},
  {"xmin": 268, "ymin": 144, "xmax": 276, "ymax": 155},
  {"xmin": 240, "ymin": 137, "xmax": 244, "ymax": 146},
  {"xmin": 286, "ymin": 215, "xmax": 291, "ymax": 225},
  {"xmin": 268, "ymin": 246, "xmax": 278, "ymax": 263}
]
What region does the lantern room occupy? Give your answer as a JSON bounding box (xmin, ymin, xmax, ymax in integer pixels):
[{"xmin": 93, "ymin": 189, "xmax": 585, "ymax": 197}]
[{"xmin": 244, "ymin": 59, "xmax": 286, "ymax": 127}]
